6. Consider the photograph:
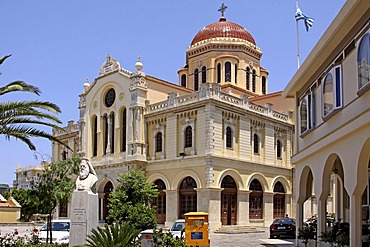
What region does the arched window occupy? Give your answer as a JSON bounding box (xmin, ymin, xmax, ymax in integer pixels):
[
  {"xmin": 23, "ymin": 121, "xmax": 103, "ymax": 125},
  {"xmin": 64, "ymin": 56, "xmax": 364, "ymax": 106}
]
[
  {"xmin": 249, "ymin": 179, "xmax": 263, "ymax": 219},
  {"xmin": 179, "ymin": 177, "xmax": 197, "ymax": 218},
  {"xmin": 276, "ymin": 139, "xmax": 282, "ymax": 160},
  {"xmin": 262, "ymin": 76, "xmax": 266, "ymax": 94},
  {"xmin": 202, "ymin": 66, "xmax": 207, "ymax": 83},
  {"xmin": 103, "ymin": 115, "xmax": 108, "ymax": 155},
  {"xmin": 253, "ymin": 133, "xmax": 259, "ymax": 154},
  {"xmin": 217, "ymin": 63, "xmax": 221, "ymax": 83},
  {"xmin": 225, "ymin": 62, "xmax": 231, "ymax": 82},
  {"xmin": 235, "ymin": 64, "xmax": 238, "ymax": 84},
  {"xmin": 110, "ymin": 112, "xmax": 115, "ymax": 154},
  {"xmin": 273, "ymin": 182, "xmax": 286, "ymax": 219},
  {"xmin": 252, "ymin": 69, "xmax": 256, "ymax": 92},
  {"xmin": 185, "ymin": 126, "xmax": 192, "ymax": 148},
  {"xmin": 181, "ymin": 74, "xmax": 187, "ymax": 87},
  {"xmin": 246, "ymin": 67, "xmax": 250, "ymax": 90},
  {"xmin": 226, "ymin": 126, "xmax": 232, "ymax": 148},
  {"xmin": 92, "ymin": 115, "xmax": 97, "ymax": 156},
  {"xmin": 358, "ymin": 31, "xmax": 370, "ymax": 89},
  {"xmin": 155, "ymin": 132, "xmax": 163, "ymax": 152},
  {"xmin": 154, "ymin": 179, "xmax": 166, "ymax": 224},
  {"xmin": 102, "ymin": 181, "xmax": 113, "ymax": 221},
  {"xmin": 194, "ymin": 69, "xmax": 199, "ymax": 91},
  {"xmin": 121, "ymin": 108, "xmax": 127, "ymax": 152},
  {"xmin": 323, "ymin": 72, "xmax": 334, "ymax": 116}
]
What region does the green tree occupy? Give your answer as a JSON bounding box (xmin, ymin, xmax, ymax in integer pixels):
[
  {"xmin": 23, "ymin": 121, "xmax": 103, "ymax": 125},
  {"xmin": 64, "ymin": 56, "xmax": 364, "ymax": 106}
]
[
  {"xmin": 34, "ymin": 157, "xmax": 80, "ymax": 243},
  {"xmin": 5, "ymin": 188, "xmax": 40, "ymax": 222},
  {"xmin": 108, "ymin": 169, "xmax": 158, "ymax": 231},
  {"xmin": 0, "ymin": 54, "xmax": 65, "ymax": 150}
]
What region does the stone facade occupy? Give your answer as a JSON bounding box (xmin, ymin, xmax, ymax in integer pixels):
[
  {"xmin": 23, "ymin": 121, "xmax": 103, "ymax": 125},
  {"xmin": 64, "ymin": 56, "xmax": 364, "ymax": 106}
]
[{"xmin": 52, "ymin": 10, "xmax": 295, "ymax": 230}]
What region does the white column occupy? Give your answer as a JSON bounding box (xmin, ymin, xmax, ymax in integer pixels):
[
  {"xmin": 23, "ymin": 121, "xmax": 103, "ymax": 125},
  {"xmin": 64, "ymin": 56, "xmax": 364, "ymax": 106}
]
[
  {"xmin": 350, "ymin": 194, "xmax": 362, "ymax": 246},
  {"xmin": 107, "ymin": 115, "xmax": 112, "ymax": 153},
  {"xmin": 317, "ymin": 198, "xmax": 327, "ymax": 244},
  {"xmin": 196, "ymin": 188, "xmax": 223, "ymax": 231},
  {"xmin": 296, "ymin": 202, "xmax": 304, "ymax": 247}
]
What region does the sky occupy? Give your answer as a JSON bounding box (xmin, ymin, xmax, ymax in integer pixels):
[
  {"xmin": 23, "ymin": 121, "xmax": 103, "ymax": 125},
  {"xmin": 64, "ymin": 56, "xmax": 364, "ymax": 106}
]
[{"xmin": 1, "ymin": 0, "xmax": 346, "ymax": 185}]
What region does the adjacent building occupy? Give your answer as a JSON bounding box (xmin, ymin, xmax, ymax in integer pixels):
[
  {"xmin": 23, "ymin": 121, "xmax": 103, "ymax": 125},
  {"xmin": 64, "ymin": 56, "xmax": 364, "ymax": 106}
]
[{"xmin": 283, "ymin": 0, "xmax": 370, "ymax": 245}]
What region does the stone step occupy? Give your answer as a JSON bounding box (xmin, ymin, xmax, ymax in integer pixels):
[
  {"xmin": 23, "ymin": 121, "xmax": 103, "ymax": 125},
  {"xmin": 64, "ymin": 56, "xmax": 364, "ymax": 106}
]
[{"xmin": 214, "ymin": 225, "xmax": 265, "ymax": 234}]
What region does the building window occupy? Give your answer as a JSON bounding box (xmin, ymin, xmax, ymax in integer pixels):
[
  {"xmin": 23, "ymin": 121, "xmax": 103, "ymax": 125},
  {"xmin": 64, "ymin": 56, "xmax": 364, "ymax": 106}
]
[
  {"xmin": 225, "ymin": 62, "xmax": 231, "ymax": 82},
  {"xmin": 322, "ymin": 65, "xmax": 342, "ymax": 118},
  {"xmin": 59, "ymin": 202, "xmax": 68, "ymax": 218},
  {"xmin": 249, "ymin": 179, "xmax": 263, "ymax": 219},
  {"xmin": 103, "ymin": 115, "xmax": 108, "ymax": 155},
  {"xmin": 179, "ymin": 177, "xmax": 197, "ymax": 219},
  {"xmin": 262, "ymin": 76, "xmax": 266, "ymax": 94},
  {"xmin": 181, "ymin": 74, "xmax": 187, "ymax": 87},
  {"xmin": 299, "ymin": 92, "xmax": 315, "ymax": 135},
  {"xmin": 202, "ymin": 66, "xmax": 206, "ymax": 83},
  {"xmin": 92, "ymin": 115, "xmax": 97, "ymax": 156},
  {"xmin": 185, "ymin": 126, "xmax": 192, "ymax": 148},
  {"xmin": 252, "ymin": 70, "xmax": 256, "ymax": 92},
  {"xmin": 194, "ymin": 69, "xmax": 199, "ymax": 91},
  {"xmin": 358, "ymin": 30, "xmax": 370, "ymax": 91},
  {"xmin": 246, "ymin": 67, "xmax": 250, "ymax": 90},
  {"xmin": 253, "ymin": 133, "xmax": 259, "ymax": 154},
  {"xmin": 276, "ymin": 139, "xmax": 282, "ymax": 160},
  {"xmin": 110, "ymin": 112, "xmax": 115, "ymax": 154},
  {"xmin": 273, "ymin": 182, "xmax": 285, "ymax": 219},
  {"xmin": 217, "ymin": 63, "xmax": 221, "ymax": 83},
  {"xmin": 121, "ymin": 108, "xmax": 127, "ymax": 152},
  {"xmin": 226, "ymin": 126, "xmax": 232, "ymax": 148},
  {"xmin": 155, "ymin": 132, "xmax": 163, "ymax": 152},
  {"xmin": 235, "ymin": 64, "xmax": 238, "ymax": 84}
]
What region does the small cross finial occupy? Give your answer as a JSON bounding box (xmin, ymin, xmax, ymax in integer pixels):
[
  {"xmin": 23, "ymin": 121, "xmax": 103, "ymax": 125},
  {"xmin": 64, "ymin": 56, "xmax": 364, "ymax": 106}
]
[{"xmin": 218, "ymin": 3, "xmax": 227, "ymax": 17}]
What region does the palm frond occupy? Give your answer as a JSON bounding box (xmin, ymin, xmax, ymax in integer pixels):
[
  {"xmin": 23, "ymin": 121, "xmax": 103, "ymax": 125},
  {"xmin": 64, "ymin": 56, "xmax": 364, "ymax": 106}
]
[
  {"xmin": 0, "ymin": 54, "xmax": 11, "ymax": 65},
  {"xmin": 0, "ymin": 81, "xmax": 41, "ymax": 96}
]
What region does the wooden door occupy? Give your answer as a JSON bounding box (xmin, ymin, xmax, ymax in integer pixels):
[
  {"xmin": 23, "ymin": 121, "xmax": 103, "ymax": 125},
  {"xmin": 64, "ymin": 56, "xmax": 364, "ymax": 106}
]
[
  {"xmin": 273, "ymin": 194, "xmax": 285, "ymax": 219},
  {"xmin": 221, "ymin": 193, "xmax": 237, "ymax": 225}
]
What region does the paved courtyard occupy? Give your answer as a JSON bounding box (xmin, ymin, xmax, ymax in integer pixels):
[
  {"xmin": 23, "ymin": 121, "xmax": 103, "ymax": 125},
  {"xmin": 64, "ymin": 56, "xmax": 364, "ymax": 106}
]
[
  {"xmin": 0, "ymin": 225, "xmax": 297, "ymax": 246},
  {"xmin": 210, "ymin": 230, "xmax": 295, "ymax": 247}
]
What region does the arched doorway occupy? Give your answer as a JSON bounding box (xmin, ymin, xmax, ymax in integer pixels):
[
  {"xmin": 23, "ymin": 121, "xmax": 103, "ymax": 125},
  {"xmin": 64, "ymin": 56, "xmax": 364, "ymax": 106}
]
[
  {"xmin": 221, "ymin": 175, "xmax": 237, "ymax": 225},
  {"xmin": 273, "ymin": 181, "xmax": 286, "ymax": 219},
  {"xmin": 103, "ymin": 181, "xmax": 113, "ymax": 221},
  {"xmin": 179, "ymin": 177, "xmax": 197, "ymax": 219},
  {"xmin": 154, "ymin": 179, "xmax": 166, "ymax": 224},
  {"xmin": 249, "ymin": 179, "xmax": 263, "ymax": 219}
]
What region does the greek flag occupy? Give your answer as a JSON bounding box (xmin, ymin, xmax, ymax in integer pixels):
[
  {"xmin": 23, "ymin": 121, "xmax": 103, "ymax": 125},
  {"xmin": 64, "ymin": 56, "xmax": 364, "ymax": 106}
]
[{"xmin": 295, "ymin": 5, "xmax": 314, "ymax": 31}]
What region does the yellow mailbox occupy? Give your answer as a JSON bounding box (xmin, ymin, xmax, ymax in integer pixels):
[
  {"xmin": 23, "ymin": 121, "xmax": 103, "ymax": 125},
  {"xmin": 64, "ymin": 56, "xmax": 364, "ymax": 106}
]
[{"xmin": 184, "ymin": 212, "xmax": 209, "ymax": 247}]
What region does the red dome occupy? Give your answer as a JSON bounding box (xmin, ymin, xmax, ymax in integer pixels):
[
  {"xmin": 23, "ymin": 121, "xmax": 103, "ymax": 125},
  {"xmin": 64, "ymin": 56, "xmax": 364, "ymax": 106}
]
[{"xmin": 191, "ymin": 17, "xmax": 256, "ymax": 46}]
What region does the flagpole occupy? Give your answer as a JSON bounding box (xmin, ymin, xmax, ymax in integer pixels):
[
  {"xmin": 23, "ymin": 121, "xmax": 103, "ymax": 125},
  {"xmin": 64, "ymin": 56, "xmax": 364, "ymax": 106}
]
[{"xmin": 296, "ymin": 2, "xmax": 301, "ymax": 69}]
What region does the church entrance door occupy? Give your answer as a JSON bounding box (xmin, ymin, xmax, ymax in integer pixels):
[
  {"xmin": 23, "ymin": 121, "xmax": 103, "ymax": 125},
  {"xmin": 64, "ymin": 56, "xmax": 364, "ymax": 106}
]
[{"xmin": 221, "ymin": 175, "xmax": 237, "ymax": 225}]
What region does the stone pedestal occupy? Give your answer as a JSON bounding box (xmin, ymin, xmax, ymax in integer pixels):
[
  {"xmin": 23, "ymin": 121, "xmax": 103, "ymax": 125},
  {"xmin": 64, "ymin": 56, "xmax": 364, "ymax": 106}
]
[{"xmin": 69, "ymin": 190, "xmax": 98, "ymax": 247}]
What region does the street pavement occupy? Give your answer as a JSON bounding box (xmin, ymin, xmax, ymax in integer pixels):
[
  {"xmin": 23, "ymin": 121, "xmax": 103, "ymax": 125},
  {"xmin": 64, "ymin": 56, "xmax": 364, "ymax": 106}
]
[
  {"xmin": 210, "ymin": 229, "xmax": 296, "ymax": 247},
  {"xmin": 0, "ymin": 224, "xmax": 296, "ymax": 246}
]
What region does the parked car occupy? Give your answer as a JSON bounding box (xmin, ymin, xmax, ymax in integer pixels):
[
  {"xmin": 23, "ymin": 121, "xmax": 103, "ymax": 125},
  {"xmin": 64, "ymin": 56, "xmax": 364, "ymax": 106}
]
[
  {"xmin": 270, "ymin": 218, "xmax": 296, "ymax": 239},
  {"xmin": 38, "ymin": 219, "xmax": 70, "ymax": 244},
  {"xmin": 170, "ymin": 219, "xmax": 185, "ymax": 239}
]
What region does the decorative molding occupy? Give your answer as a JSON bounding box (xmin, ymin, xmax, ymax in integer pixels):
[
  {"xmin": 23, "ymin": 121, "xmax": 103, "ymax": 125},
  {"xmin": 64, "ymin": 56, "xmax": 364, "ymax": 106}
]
[{"xmin": 99, "ymin": 54, "xmax": 120, "ymax": 76}]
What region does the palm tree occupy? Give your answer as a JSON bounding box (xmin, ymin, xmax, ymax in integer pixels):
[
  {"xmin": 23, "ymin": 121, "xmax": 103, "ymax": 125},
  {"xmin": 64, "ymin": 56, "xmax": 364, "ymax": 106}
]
[{"xmin": 0, "ymin": 54, "xmax": 65, "ymax": 150}]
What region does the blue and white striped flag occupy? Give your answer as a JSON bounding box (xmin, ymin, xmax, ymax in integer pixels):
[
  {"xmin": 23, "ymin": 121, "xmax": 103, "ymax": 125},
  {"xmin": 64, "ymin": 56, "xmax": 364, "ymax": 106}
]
[{"xmin": 295, "ymin": 5, "xmax": 314, "ymax": 31}]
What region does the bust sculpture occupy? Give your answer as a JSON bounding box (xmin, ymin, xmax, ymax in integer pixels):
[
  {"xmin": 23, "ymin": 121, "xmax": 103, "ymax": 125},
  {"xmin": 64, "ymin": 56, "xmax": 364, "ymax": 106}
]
[{"xmin": 75, "ymin": 158, "xmax": 98, "ymax": 192}]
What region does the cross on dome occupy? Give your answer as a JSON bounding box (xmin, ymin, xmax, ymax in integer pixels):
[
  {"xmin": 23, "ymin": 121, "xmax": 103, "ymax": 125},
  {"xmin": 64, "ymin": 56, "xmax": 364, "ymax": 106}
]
[{"xmin": 218, "ymin": 3, "xmax": 227, "ymax": 17}]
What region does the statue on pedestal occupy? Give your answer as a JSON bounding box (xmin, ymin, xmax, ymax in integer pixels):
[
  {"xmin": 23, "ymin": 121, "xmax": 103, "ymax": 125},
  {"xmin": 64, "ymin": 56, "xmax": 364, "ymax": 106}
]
[{"xmin": 75, "ymin": 159, "xmax": 98, "ymax": 192}]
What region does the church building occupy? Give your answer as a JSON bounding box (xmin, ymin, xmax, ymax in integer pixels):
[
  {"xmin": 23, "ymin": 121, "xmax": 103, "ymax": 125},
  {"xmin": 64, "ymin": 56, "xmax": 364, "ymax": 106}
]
[{"xmin": 53, "ymin": 6, "xmax": 295, "ymax": 230}]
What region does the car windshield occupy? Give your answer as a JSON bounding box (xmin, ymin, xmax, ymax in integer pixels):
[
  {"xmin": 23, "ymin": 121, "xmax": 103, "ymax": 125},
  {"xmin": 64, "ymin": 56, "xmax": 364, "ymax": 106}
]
[
  {"xmin": 171, "ymin": 222, "xmax": 185, "ymax": 231},
  {"xmin": 274, "ymin": 218, "xmax": 295, "ymax": 225},
  {"xmin": 40, "ymin": 222, "xmax": 70, "ymax": 231}
]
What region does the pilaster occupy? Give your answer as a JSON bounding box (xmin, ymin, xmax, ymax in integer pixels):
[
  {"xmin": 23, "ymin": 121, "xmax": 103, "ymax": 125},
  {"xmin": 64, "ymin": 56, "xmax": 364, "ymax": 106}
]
[
  {"xmin": 164, "ymin": 190, "xmax": 179, "ymax": 228},
  {"xmin": 195, "ymin": 188, "xmax": 223, "ymax": 231},
  {"xmin": 237, "ymin": 190, "xmax": 250, "ymax": 225},
  {"xmin": 264, "ymin": 192, "xmax": 274, "ymax": 226}
]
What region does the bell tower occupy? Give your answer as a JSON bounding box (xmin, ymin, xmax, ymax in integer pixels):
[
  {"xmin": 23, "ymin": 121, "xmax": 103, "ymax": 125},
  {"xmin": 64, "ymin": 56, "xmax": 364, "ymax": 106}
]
[{"xmin": 127, "ymin": 57, "xmax": 147, "ymax": 163}]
